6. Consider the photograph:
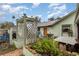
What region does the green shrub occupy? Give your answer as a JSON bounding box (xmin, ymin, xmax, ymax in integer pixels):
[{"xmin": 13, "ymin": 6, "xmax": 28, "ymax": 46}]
[{"xmin": 31, "ymin": 38, "xmax": 62, "ymax": 56}]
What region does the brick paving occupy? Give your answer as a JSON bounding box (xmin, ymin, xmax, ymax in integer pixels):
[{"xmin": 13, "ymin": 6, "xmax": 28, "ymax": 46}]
[{"xmin": 0, "ymin": 49, "xmax": 22, "ymax": 56}]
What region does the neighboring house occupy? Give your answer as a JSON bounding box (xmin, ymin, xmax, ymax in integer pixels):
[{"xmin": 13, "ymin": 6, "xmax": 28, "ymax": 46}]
[{"xmin": 38, "ymin": 10, "xmax": 78, "ymax": 40}]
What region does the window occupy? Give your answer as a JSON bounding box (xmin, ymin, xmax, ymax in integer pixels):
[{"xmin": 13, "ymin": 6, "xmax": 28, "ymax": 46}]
[
  {"xmin": 62, "ymin": 24, "xmax": 73, "ymax": 36},
  {"xmin": 12, "ymin": 31, "xmax": 16, "ymax": 39}
]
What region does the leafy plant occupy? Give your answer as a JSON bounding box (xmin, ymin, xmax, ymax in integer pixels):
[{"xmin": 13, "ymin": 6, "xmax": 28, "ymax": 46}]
[{"xmin": 31, "ymin": 38, "xmax": 62, "ymax": 56}]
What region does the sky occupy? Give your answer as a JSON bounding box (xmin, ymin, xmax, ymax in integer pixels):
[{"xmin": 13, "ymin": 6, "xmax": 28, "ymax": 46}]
[{"xmin": 0, "ymin": 3, "xmax": 76, "ymax": 24}]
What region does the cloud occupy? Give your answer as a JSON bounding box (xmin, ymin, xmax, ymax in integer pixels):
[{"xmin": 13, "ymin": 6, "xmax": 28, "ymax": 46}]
[
  {"xmin": 29, "ymin": 8, "xmax": 32, "ymax": 11},
  {"xmin": 47, "ymin": 11, "xmax": 50, "ymax": 14},
  {"xmin": 48, "ymin": 11, "xmax": 61, "ymax": 18},
  {"xmin": 32, "ymin": 3, "xmax": 40, "ymax": 8},
  {"xmin": 10, "ymin": 6, "xmax": 29, "ymax": 13},
  {"xmin": 37, "ymin": 14, "xmax": 42, "ymax": 18},
  {"xmin": 0, "ymin": 12, "xmax": 5, "ymax": 17},
  {"xmin": 53, "ymin": 4, "xmax": 66, "ymax": 11},
  {"xmin": 1, "ymin": 4, "xmax": 11, "ymax": 10},
  {"xmin": 48, "ymin": 3, "xmax": 61, "ymax": 8},
  {"xmin": 1, "ymin": 4, "xmax": 29, "ymax": 13},
  {"xmin": 47, "ymin": 4, "xmax": 67, "ymax": 18}
]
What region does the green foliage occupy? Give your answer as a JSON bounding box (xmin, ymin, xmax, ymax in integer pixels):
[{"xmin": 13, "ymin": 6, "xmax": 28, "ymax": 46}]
[
  {"xmin": 31, "ymin": 38, "xmax": 62, "ymax": 56},
  {"xmin": 0, "ymin": 21, "xmax": 14, "ymax": 29},
  {"xmin": 31, "ymin": 38, "xmax": 79, "ymax": 56},
  {"xmin": 12, "ymin": 43, "xmax": 17, "ymax": 49}
]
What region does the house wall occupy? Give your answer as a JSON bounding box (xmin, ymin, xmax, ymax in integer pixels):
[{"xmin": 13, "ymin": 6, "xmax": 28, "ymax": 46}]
[
  {"xmin": 47, "ymin": 12, "xmax": 77, "ymax": 38},
  {"xmin": 40, "ymin": 12, "xmax": 77, "ymax": 39}
]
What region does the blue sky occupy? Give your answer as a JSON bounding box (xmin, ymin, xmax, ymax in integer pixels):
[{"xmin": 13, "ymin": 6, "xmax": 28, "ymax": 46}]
[{"xmin": 0, "ymin": 3, "xmax": 76, "ymax": 24}]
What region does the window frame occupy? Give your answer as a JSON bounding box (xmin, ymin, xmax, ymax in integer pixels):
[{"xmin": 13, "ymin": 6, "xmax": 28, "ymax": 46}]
[{"xmin": 61, "ymin": 24, "xmax": 73, "ymax": 36}]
